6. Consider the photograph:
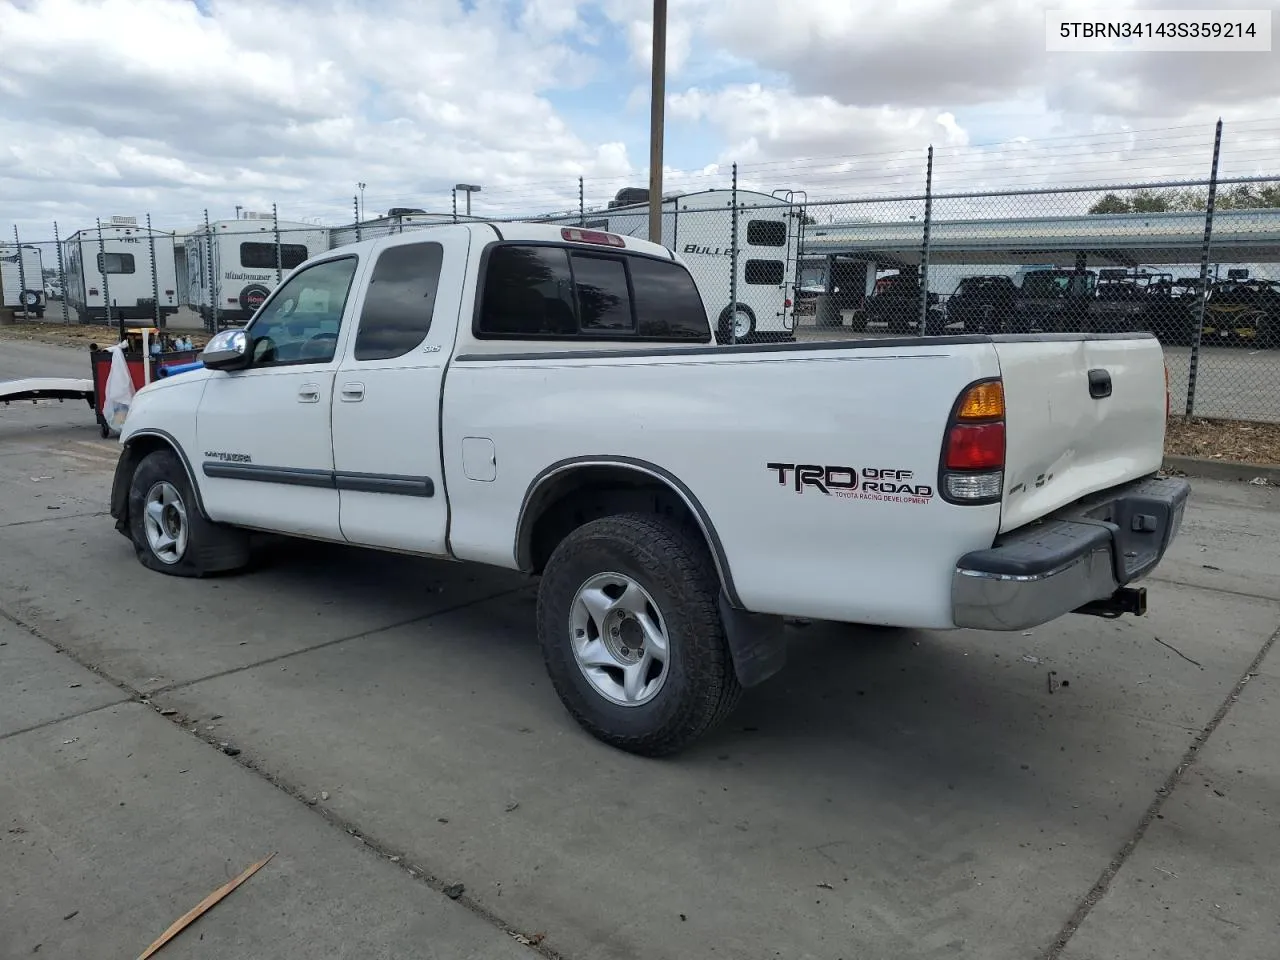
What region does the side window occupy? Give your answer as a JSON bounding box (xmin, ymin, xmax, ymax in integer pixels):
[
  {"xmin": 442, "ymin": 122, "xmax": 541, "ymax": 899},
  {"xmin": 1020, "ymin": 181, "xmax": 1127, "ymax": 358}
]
[
  {"xmin": 630, "ymin": 256, "xmax": 710, "ymax": 340},
  {"xmin": 478, "ymin": 245, "xmax": 577, "ymax": 335},
  {"xmin": 246, "ymin": 256, "xmax": 358, "ymax": 367},
  {"xmin": 97, "ymin": 252, "xmax": 136, "ymax": 274},
  {"xmin": 745, "ymin": 259, "xmax": 784, "ymax": 285},
  {"xmin": 240, "ymin": 242, "xmax": 309, "ymax": 270},
  {"xmin": 354, "ymin": 241, "xmax": 443, "ymax": 361},
  {"xmin": 570, "ymin": 253, "xmax": 633, "ymax": 334},
  {"xmin": 746, "ymin": 220, "xmax": 787, "ymax": 247}
]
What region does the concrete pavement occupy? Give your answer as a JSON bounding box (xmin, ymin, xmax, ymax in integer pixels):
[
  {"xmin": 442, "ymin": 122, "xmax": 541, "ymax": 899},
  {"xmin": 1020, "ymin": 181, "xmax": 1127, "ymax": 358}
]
[{"xmin": 2, "ymin": 339, "xmax": 1279, "ymax": 960}]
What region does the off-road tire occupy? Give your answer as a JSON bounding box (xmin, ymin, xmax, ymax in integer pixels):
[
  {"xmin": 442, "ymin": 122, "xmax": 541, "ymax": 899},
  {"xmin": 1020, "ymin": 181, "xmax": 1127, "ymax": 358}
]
[
  {"xmin": 127, "ymin": 449, "xmax": 251, "ymax": 577},
  {"xmin": 536, "ymin": 512, "xmax": 742, "ymax": 756}
]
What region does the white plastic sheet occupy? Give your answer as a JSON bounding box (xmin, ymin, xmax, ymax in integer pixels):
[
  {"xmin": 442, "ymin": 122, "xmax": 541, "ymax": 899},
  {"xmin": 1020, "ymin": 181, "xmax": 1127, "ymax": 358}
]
[{"xmin": 103, "ymin": 342, "xmax": 135, "ymax": 434}]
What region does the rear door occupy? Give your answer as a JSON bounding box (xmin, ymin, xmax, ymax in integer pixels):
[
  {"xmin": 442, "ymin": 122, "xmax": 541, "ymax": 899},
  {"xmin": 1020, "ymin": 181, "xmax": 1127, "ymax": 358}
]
[
  {"xmin": 994, "ymin": 335, "xmax": 1168, "ymax": 533},
  {"xmin": 329, "ymin": 234, "xmax": 466, "ymax": 556}
]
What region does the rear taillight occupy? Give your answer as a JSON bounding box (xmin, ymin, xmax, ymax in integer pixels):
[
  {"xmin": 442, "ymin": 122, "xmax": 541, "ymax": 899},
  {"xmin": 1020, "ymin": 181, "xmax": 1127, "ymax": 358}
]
[
  {"xmin": 1164, "ymin": 361, "xmax": 1170, "ymax": 418},
  {"xmin": 940, "ymin": 378, "xmax": 1005, "ymax": 504}
]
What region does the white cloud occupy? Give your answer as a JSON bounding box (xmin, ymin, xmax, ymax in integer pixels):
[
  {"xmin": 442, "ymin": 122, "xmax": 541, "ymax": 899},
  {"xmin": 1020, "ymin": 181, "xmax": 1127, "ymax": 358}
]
[{"xmin": 1, "ymin": 0, "xmax": 1278, "ymax": 245}]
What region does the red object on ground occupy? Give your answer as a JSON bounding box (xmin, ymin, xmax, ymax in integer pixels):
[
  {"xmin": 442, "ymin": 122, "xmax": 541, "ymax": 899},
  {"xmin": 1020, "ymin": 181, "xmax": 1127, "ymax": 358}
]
[{"xmin": 88, "ymin": 346, "xmax": 199, "ymax": 437}]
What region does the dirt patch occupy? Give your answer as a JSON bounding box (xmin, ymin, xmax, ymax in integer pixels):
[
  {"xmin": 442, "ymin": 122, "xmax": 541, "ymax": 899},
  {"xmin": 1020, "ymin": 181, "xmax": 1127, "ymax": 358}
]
[
  {"xmin": 0, "ymin": 322, "xmax": 210, "ymax": 350},
  {"xmin": 1165, "ymin": 417, "xmax": 1280, "ymax": 465}
]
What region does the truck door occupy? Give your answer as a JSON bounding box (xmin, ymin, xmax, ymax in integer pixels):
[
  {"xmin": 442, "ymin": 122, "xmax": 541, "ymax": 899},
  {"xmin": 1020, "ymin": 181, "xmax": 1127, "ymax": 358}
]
[
  {"xmin": 329, "ymin": 235, "xmax": 464, "ymax": 556},
  {"xmin": 195, "ymin": 254, "xmax": 361, "ymax": 540}
]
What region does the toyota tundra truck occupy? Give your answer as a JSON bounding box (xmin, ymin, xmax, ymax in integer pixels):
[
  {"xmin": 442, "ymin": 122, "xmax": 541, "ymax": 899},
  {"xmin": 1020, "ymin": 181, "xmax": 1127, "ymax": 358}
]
[{"xmin": 107, "ymin": 222, "xmax": 1190, "ymax": 756}]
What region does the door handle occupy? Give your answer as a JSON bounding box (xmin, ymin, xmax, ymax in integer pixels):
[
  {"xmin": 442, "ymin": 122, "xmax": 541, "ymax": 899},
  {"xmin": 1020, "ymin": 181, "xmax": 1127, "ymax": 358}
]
[
  {"xmin": 298, "ymin": 382, "xmax": 320, "ymax": 403},
  {"xmin": 340, "ymin": 382, "xmax": 365, "ymax": 402},
  {"xmin": 1087, "ymin": 368, "xmax": 1112, "ymax": 399}
]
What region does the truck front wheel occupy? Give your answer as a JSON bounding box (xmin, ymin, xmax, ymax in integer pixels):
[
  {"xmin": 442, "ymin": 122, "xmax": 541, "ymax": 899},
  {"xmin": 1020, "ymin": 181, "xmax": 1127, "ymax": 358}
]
[
  {"xmin": 536, "ymin": 512, "xmax": 742, "ymax": 756},
  {"xmin": 126, "ymin": 449, "xmax": 251, "ymax": 577}
]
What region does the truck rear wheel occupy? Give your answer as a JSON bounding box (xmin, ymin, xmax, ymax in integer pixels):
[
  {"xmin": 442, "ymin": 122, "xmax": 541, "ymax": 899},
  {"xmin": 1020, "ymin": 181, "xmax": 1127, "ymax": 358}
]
[
  {"xmin": 536, "ymin": 512, "xmax": 742, "ymax": 756},
  {"xmin": 127, "ymin": 449, "xmax": 251, "ymax": 578}
]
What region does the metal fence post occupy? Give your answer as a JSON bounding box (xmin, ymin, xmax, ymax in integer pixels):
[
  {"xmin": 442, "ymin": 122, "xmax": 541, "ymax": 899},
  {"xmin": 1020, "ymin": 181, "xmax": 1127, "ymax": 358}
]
[
  {"xmin": 729, "ymin": 162, "xmax": 740, "ymax": 345},
  {"xmin": 203, "ymin": 209, "xmax": 216, "ymax": 333},
  {"xmin": 918, "ymin": 144, "xmax": 934, "ymax": 337},
  {"xmin": 12, "ymin": 225, "xmax": 29, "ymax": 319},
  {"xmin": 96, "ymin": 217, "xmax": 115, "ymax": 336},
  {"xmin": 272, "ymin": 202, "xmax": 282, "ymax": 286},
  {"xmin": 147, "ymin": 213, "xmax": 161, "ymax": 330},
  {"xmin": 1186, "ymin": 118, "xmax": 1223, "ymax": 420},
  {"xmin": 452, "ymin": 188, "xmax": 458, "ymax": 223},
  {"xmin": 53, "ymin": 221, "xmax": 70, "ymax": 324},
  {"xmin": 579, "ymin": 177, "xmax": 585, "ymax": 226}
]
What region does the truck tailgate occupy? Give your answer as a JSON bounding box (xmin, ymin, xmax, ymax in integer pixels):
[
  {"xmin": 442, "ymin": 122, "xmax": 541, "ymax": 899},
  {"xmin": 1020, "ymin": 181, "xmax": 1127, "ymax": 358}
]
[{"xmin": 994, "ymin": 335, "xmax": 1167, "ymax": 534}]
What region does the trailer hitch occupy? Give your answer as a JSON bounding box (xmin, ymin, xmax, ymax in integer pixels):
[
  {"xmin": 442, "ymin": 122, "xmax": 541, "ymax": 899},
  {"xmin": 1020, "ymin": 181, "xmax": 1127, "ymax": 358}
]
[{"xmin": 1074, "ymin": 586, "xmax": 1147, "ymax": 620}]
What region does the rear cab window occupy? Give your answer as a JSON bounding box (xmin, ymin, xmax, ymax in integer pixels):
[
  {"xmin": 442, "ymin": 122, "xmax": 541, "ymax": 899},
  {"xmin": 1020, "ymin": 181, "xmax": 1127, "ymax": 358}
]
[{"xmin": 476, "ymin": 243, "xmax": 710, "ymax": 342}]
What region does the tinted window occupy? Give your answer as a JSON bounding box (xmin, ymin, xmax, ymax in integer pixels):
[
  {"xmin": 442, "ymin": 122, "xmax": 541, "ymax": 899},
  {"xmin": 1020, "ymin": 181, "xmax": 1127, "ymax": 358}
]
[
  {"xmin": 571, "ymin": 254, "xmax": 633, "ymax": 333},
  {"xmin": 747, "ymin": 220, "xmax": 787, "ymax": 247},
  {"xmin": 629, "ymin": 256, "xmax": 709, "ymax": 340},
  {"xmin": 354, "ymin": 242, "xmax": 443, "ymax": 361},
  {"xmin": 241, "ymin": 242, "xmax": 309, "ymax": 270},
  {"xmin": 479, "ymin": 245, "xmax": 577, "ymax": 336},
  {"xmin": 97, "ymin": 252, "xmax": 135, "ymax": 274},
  {"xmin": 745, "ymin": 259, "xmax": 784, "ymax": 285},
  {"xmin": 247, "ymin": 256, "xmax": 358, "ymax": 367}
]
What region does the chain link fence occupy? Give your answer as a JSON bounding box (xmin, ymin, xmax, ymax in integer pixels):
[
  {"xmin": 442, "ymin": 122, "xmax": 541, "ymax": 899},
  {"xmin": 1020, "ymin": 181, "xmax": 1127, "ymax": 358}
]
[{"xmin": 5, "ymin": 154, "xmax": 1280, "ymax": 426}]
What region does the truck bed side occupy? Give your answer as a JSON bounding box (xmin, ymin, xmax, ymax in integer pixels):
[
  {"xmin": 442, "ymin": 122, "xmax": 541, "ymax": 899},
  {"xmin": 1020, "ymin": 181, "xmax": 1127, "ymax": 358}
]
[{"xmin": 441, "ymin": 339, "xmax": 1005, "ymax": 630}]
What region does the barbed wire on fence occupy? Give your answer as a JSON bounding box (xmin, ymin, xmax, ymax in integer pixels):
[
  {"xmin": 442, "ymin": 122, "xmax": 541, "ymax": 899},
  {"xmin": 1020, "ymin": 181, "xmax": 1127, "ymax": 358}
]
[{"xmin": 5, "ymin": 118, "xmax": 1280, "ymax": 425}]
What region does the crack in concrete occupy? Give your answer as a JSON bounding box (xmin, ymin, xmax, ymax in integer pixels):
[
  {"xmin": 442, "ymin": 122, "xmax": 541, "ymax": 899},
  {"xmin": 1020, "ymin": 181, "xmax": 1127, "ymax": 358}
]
[
  {"xmin": 1041, "ymin": 619, "xmax": 1280, "ymax": 959},
  {"xmin": 0, "ymin": 698, "xmax": 135, "ymax": 744},
  {"xmin": 0, "ymin": 510, "xmax": 110, "ymax": 529}
]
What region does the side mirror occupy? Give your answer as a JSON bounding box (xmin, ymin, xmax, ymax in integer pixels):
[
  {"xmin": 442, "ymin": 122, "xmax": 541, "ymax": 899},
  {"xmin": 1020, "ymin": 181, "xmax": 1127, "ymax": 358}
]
[{"xmin": 200, "ymin": 329, "xmax": 251, "ymax": 371}]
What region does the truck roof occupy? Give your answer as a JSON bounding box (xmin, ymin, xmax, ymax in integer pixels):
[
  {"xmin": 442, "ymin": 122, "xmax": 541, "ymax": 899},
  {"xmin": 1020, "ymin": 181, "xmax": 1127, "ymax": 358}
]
[{"xmin": 329, "ymin": 221, "xmax": 677, "ymax": 261}]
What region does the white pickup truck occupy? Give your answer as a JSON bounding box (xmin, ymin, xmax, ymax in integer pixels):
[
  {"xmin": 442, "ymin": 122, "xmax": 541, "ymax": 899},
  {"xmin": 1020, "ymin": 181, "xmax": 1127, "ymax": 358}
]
[{"xmin": 108, "ymin": 222, "xmax": 1190, "ymax": 756}]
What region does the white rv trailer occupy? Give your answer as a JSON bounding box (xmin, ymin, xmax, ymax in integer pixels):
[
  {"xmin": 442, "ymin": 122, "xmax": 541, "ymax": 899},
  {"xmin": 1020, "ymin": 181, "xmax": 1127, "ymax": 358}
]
[
  {"xmin": 328, "ymin": 208, "xmax": 457, "ymax": 250},
  {"xmin": 541, "ymin": 188, "xmax": 805, "ymax": 343},
  {"xmin": 185, "ymin": 216, "xmax": 330, "ymax": 326},
  {"xmin": 63, "ymin": 217, "xmax": 179, "ymax": 323},
  {"xmin": 0, "ymin": 242, "xmax": 45, "ymax": 317}
]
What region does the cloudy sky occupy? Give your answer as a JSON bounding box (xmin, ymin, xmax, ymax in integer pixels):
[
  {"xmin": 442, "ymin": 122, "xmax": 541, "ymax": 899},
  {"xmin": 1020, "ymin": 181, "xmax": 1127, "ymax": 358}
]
[{"xmin": 1, "ymin": 0, "xmax": 1279, "ymax": 240}]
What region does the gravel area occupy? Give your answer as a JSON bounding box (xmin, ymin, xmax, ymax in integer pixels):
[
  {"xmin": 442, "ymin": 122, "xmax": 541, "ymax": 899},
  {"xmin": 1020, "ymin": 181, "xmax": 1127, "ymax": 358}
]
[{"xmin": 1165, "ymin": 417, "xmax": 1280, "ymax": 465}]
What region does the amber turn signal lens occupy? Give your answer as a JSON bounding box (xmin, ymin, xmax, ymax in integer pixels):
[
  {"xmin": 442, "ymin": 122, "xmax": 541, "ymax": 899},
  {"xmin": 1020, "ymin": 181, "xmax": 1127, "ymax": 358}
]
[{"xmin": 956, "ymin": 381, "xmax": 1005, "ymax": 420}]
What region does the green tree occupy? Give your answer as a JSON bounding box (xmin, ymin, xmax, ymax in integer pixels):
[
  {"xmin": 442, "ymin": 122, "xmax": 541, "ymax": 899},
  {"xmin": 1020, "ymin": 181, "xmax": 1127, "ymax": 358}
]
[{"xmin": 1088, "ymin": 183, "xmax": 1280, "ymax": 214}]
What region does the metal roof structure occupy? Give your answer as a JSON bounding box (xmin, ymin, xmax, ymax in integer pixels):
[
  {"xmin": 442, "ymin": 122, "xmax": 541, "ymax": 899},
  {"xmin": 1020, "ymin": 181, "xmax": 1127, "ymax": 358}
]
[{"xmin": 801, "ymin": 207, "xmax": 1280, "ymax": 267}]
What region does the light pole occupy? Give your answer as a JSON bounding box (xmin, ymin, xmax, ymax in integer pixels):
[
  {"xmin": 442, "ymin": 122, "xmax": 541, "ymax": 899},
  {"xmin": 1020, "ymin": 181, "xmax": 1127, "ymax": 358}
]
[
  {"xmin": 234, "ymin": 205, "xmax": 242, "ymax": 220},
  {"xmin": 357, "ymin": 182, "xmax": 366, "ymax": 221},
  {"xmin": 648, "ymin": 0, "xmax": 667, "ymax": 244},
  {"xmin": 454, "ymin": 183, "xmax": 481, "ymax": 218}
]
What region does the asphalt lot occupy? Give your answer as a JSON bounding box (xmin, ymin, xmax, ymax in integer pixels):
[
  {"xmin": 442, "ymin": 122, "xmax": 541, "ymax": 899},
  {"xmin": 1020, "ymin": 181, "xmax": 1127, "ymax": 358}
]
[{"xmin": 2, "ymin": 338, "xmax": 1280, "ymax": 959}]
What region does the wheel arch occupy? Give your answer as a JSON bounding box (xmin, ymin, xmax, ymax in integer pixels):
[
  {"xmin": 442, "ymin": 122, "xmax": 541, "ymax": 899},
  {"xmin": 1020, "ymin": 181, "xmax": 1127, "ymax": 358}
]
[
  {"xmin": 110, "ymin": 429, "xmax": 210, "ymax": 533},
  {"xmin": 515, "ymin": 457, "xmax": 742, "ymax": 609}
]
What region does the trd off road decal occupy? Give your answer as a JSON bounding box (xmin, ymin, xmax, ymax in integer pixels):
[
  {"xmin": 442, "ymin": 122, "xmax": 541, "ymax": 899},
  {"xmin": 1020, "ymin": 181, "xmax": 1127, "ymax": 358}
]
[{"xmin": 766, "ymin": 463, "xmax": 933, "ymax": 505}]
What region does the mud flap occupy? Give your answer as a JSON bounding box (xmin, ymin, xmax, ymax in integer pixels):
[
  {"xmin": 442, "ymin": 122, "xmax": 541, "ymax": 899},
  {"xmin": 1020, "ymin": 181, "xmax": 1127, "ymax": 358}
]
[{"xmin": 717, "ymin": 591, "xmax": 787, "ymax": 688}]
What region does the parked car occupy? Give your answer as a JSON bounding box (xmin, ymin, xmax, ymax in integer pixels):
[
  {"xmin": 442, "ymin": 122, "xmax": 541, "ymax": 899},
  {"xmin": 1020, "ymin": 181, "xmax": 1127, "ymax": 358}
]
[
  {"xmin": 945, "ymin": 276, "xmax": 1019, "ymax": 334},
  {"xmin": 108, "ymin": 222, "xmax": 1189, "ymax": 756}
]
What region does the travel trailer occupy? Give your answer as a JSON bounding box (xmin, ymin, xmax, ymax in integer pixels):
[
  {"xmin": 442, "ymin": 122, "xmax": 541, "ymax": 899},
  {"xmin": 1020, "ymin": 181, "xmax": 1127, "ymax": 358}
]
[
  {"xmin": 185, "ymin": 216, "xmax": 330, "ymax": 327},
  {"xmin": 63, "ymin": 217, "xmax": 179, "ymax": 323},
  {"xmin": 0, "ymin": 242, "xmax": 45, "ymax": 317}
]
